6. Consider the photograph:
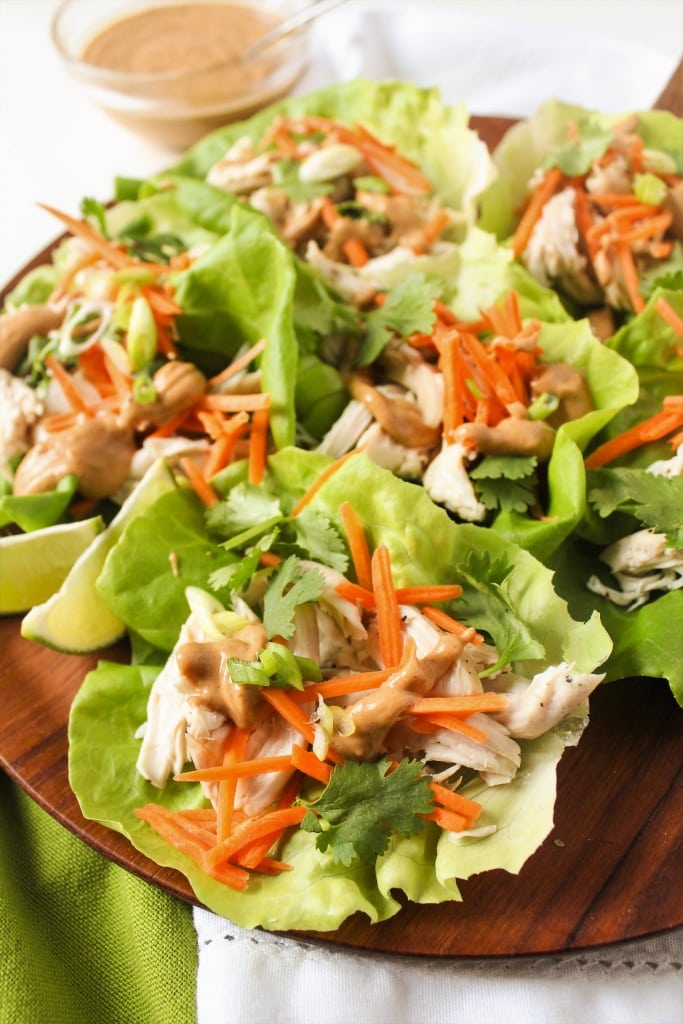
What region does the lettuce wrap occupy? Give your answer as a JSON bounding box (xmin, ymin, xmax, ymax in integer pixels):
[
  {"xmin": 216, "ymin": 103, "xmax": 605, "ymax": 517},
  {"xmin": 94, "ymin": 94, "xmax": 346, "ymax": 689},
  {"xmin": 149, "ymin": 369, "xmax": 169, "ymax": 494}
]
[
  {"xmin": 478, "ymin": 100, "xmax": 683, "ymax": 319},
  {"xmin": 68, "ymin": 449, "xmax": 611, "ymax": 931},
  {"xmin": 547, "ymin": 297, "xmax": 683, "ymax": 703}
]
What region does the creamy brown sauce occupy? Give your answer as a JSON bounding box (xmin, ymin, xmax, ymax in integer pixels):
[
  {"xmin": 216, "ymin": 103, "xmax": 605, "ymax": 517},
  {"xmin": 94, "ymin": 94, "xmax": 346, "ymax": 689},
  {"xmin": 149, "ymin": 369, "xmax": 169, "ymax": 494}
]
[
  {"xmin": 82, "ymin": 3, "xmax": 282, "ymax": 77},
  {"xmin": 80, "ymin": 3, "xmax": 304, "ymax": 148}
]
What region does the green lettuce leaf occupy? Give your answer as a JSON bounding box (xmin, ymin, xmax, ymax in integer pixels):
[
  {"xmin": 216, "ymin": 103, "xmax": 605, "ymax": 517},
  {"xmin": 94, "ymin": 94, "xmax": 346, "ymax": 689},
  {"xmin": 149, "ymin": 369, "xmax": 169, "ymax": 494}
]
[
  {"xmin": 171, "ymin": 78, "xmax": 495, "ymax": 222},
  {"xmin": 478, "ymin": 100, "xmax": 683, "ymax": 242},
  {"xmin": 68, "ymin": 449, "xmax": 610, "ymax": 931}
]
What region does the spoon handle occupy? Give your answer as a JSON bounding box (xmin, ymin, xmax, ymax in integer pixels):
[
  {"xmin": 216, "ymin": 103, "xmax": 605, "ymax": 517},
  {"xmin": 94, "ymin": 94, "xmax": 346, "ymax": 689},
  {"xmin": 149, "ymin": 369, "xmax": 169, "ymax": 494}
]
[{"xmin": 243, "ymin": 0, "xmax": 350, "ymax": 61}]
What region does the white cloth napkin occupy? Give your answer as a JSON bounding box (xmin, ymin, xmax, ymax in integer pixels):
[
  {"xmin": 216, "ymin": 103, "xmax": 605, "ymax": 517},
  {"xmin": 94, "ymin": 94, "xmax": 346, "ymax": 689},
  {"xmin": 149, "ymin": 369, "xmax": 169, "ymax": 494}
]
[
  {"xmin": 189, "ymin": 3, "xmax": 683, "ymax": 1021},
  {"xmin": 194, "ymin": 911, "xmax": 683, "ymax": 1024}
]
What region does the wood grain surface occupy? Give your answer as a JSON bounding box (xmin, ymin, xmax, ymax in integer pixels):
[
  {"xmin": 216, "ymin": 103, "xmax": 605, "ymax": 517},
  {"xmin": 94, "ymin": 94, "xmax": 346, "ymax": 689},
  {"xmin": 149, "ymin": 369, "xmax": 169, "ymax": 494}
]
[{"xmin": 1, "ymin": 86, "xmax": 682, "ymax": 957}]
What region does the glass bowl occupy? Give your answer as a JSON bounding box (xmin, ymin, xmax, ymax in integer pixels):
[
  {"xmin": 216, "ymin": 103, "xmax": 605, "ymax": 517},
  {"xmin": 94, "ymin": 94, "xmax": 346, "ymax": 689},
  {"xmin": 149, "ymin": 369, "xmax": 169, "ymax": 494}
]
[{"xmin": 51, "ymin": 0, "xmax": 313, "ymax": 150}]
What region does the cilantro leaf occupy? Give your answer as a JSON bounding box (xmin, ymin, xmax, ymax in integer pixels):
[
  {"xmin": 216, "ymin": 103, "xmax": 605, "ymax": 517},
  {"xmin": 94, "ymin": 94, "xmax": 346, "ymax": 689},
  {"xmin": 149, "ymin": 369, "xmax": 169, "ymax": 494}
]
[
  {"xmin": 455, "ymin": 550, "xmax": 546, "ymax": 669},
  {"xmin": 289, "ymin": 509, "xmax": 349, "ymax": 573},
  {"xmin": 80, "ymin": 196, "xmax": 108, "ymax": 236},
  {"xmin": 300, "ymin": 757, "xmax": 433, "ymax": 865},
  {"xmin": 588, "ymin": 468, "xmax": 683, "ymax": 546},
  {"xmin": 206, "ymin": 483, "xmax": 283, "ymax": 539},
  {"xmin": 542, "ymin": 119, "xmax": 613, "ymax": 176},
  {"xmin": 355, "ymin": 273, "xmax": 439, "ymax": 366},
  {"xmin": 262, "ymin": 556, "xmax": 325, "ymax": 639},
  {"xmin": 470, "ymin": 455, "xmax": 538, "ymax": 513}
]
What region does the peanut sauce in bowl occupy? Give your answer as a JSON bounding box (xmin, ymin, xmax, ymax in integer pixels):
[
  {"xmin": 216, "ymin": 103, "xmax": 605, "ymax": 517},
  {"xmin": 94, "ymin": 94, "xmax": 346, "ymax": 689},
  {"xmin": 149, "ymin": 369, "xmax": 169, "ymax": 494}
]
[{"xmin": 51, "ymin": 0, "xmax": 311, "ymax": 149}]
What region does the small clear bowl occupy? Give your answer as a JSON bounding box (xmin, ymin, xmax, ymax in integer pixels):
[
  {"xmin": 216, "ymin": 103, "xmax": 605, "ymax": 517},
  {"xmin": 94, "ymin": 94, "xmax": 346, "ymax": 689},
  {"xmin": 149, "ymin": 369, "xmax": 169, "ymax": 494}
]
[{"xmin": 51, "ymin": 0, "xmax": 312, "ymax": 150}]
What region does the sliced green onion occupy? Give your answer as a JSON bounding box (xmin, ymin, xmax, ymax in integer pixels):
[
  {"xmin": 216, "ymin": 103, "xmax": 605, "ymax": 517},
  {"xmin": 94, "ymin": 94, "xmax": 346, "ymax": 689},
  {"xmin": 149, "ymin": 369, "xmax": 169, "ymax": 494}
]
[
  {"xmin": 528, "ymin": 391, "xmax": 560, "ymax": 421},
  {"xmin": 633, "ymin": 173, "xmax": 667, "ymax": 207},
  {"xmin": 132, "ymin": 373, "xmax": 157, "ymax": 405},
  {"xmin": 227, "ymin": 658, "xmax": 271, "ymax": 687},
  {"xmin": 127, "ymin": 295, "xmax": 157, "ymax": 371}
]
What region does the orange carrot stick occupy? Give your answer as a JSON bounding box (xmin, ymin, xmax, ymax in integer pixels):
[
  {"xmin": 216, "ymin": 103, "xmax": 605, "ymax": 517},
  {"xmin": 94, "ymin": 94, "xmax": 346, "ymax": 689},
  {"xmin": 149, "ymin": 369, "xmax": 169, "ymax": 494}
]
[
  {"xmin": 411, "ymin": 713, "xmax": 488, "ymax": 743},
  {"xmin": 216, "ymin": 726, "xmax": 250, "ymax": 843},
  {"xmin": 175, "ymin": 756, "xmax": 293, "ymax": 783},
  {"xmin": 289, "ymin": 668, "xmax": 394, "ymax": 704},
  {"xmin": 208, "ymin": 806, "xmax": 307, "ymax": 867},
  {"xmin": 654, "ymin": 297, "xmax": 683, "ymax": 340},
  {"xmin": 289, "ymin": 451, "xmax": 360, "ymax": 516},
  {"xmin": 430, "ymin": 780, "xmax": 482, "ymax": 821},
  {"xmin": 395, "ymin": 585, "xmax": 463, "ymax": 604},
  {"xmin": 343, "ymin": 237, "xmax": 370, "ymax": 268},
  {"xmin": 339, "ymin": 501, "xmax": 373, "ymax": 590},
  {"xmin": 290, "ymin": 743, "xmax": 333, "ymax": 786},
  {"xmin": 423, "ymin": 805, "xmax": 469, "ymax": 833},
  {"xmin": 262, "ymin": 688, "xmax": 316, "ymax": 746},
  {"xmin": 584, "ymin": 402, "xmax": 683, "ymax": 468},
  {"xmin": 371, "ymin": 543, "xmax": 403, "ymax": 668},
  {"xmin": 45, "ymin": 354, "xmax": 92, "ymax": 415},
  {"xmin": 409, "ymin": 694, "xmax": 507, "ymax": 715},
  {"xmin": 512, "ymin": 167, "xmax": 563, "ymax": 258},
  {"xmin": 180, "ymin": 456, "xmax": 219, "ymax": 507},
  {"xmin": 335, "ymin": 578, "xmax": 377, "ymax": 610},
  {"xmin": 248, "ymin": 407, "xmax": 270, "ymax": 485},
  {"xmin": 421, "ymin": 605, "xmax": 484, "ymax": 644},
  {"xmin": 208, "ymin": 338, "xmax": 267, "ymax": 387}
]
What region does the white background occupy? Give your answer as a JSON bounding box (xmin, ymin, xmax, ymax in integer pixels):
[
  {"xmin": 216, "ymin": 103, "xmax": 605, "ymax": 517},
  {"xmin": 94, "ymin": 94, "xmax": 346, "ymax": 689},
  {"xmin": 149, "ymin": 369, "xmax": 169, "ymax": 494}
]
[{"xmin": 0, "ymin": 0, "xmax": 681, "ymax": 286}]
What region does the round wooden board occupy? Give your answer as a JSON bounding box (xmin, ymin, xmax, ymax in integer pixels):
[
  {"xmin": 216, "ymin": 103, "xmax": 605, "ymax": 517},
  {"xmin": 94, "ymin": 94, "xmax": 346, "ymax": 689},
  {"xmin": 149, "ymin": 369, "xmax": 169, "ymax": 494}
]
[
  {"xmin": 2, "ymin": 103, "xmax": 682, "ymax": 958},
  {"xmin": 1, "ymin": 615, "xmax": 682, "ymax": 956}
]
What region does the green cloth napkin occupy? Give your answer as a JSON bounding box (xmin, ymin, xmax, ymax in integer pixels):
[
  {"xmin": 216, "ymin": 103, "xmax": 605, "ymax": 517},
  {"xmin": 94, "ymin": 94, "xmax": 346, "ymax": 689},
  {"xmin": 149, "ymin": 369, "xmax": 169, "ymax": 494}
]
[{"xmin": 0, "ymin": 774, "xmax": 198, "ymax": 1024}]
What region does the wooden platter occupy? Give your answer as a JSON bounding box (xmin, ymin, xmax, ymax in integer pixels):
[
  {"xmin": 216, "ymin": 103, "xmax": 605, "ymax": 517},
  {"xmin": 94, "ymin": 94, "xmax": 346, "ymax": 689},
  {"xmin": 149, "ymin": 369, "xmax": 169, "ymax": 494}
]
[{"xmin": 1, "ymin": 78, "xmax": 682, "ymax": 957}]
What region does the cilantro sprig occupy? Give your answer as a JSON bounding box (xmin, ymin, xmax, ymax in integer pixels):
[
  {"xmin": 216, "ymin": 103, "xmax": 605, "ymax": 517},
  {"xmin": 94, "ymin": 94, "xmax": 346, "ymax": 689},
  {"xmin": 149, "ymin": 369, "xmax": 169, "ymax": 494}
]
[
  {"xmin": 354, "ymin": 273, "xmax": 441, "ymax": 366},
  {"xmin": 588, "ymin": 468, "xmax": 683, "ymax": 547},
  {"xmin": 300, "ymin": 756, "xmax": 434, "ymax": 865},
  {"xmin": 470, "ymin": 455, "xmax": 538, "ymax": 514}
]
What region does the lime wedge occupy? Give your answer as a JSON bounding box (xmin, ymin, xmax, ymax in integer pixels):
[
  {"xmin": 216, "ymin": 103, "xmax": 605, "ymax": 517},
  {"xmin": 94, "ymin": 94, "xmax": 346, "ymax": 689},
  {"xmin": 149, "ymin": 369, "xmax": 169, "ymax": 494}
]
[
  {"xmin": 0, "ymin": 517, "xmax": 104, "ymax": 614},
  {"xmin": 21, "ymin": 459, "xmax": 177, "ymax": 653}
]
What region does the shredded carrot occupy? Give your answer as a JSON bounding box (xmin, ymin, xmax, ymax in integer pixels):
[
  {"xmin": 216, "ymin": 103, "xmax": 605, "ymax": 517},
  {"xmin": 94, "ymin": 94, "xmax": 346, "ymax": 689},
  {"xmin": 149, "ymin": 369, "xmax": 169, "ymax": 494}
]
[
  {"xmin": 320, "ymin": 198, "xmax": 341, "ymax": 230},
  {"xmin": 208, "ymin": 338, "xmax": 267, "ymax": 387},
  {"xmin": 433, "ymin": 298, "xmax": 456, "ymax": 325},
  {"xmin": 617, "ymin": 211, "xmax": 672, "ymax": 245},
  {"xmin": 438, "ymin": 329, "xmax": 464, "ymax": 438},
  {"xmin": 134, "ymin": 804, "xmax": 250, "ymax": 890},
  {"xmin": 289, "ymin": 667, "xmax": 393, "ymax": 703},
  {"xmin": 290, "ymin": 744, "xmax": 333, "ymax": 786},
  {"xmin": 654, "ymin": 297, "xmax": 683, "ymax": 340},
  {"xmin": 395, "ymin": 584, "xmax": 463, "ymax": 604},
  {"xmin": 423, "ymin": 805, "xmax": 469, "ymax": 833},
  {"xmin": 511, "ymin": 167, "xmax": 564, "ymax": 258},
  {"xmin": 342, "ymin": 237, "xmax": 370, "ymax": 268},
  {"xmin": 371, "ymin": 544, "xmax": 403, "ymax": 668},
  {"xmin": 421, "ymin": 208, "xmax": 451, "ymax": 247},
  {"xmin": 216, "ymin": 726, "xmax": 250, "ymax": 843},
  {"xmin": 40, "ymin": 410, "xmax": 78, "ymax": 432},
  {"xmin": 335, "ymin": 578, "xmax": 376, "ymax": 610},
  {"xmin": 175, "ymin": 756, "xmax": 293, "ymax": 783},
  {"xmin": 180, "ymin": 456, "xmax": 219, "ymax": 507},
  {"xmin": 459, "ymin": 331, "xmax": 520, "ymax": 410},
  {"xmin": 44, "ymin": 354, "xmax": 92, "ymax": 415},
  {"xmin": 502, "ymin": 288, "xmax": 523, "ymax": 337},
  {"xmin": 247, "ymin": 407, "xmax": 269, "ymax": 485},
  {"xmin": 38, "ymin": 202, "xmax": 131, "ymax": 270},
  {"xmin": 208, "ymin": 806, "xmax": 307, "ymax": 868},
  {"xmin": 258, "ymin": 550, "xmax": 283, "ymax": 568},
  {"xmin": 411, "ymin": 713, "xmax": 488, "ymax": 744},
  {"xmin": 421, "ymin": 605, "xmax": 484, "ymax": 644},
  {"xmin": 339, "ymin": 501, "xmax": 373, "ymax": 590},
  {"xmin": 410, "ymin": 694, "xmax": 507, "ymax": 715},
  {"xmin": 234, "ymin": 777, "xmax": 301, "ymax": 869},
  {"xmin": 289, "ymin": 451, "xmax": 359, "ymax": 516},
  {"xmin": 584, "ymin": 400, "xmax": 683, "ymax": 468},
  {"xmin": 262, "ymin": 688, "xmax": 316, "ymax": 747},
  {"xmin": 430, "ymin": 780, "xmax": 482, "ymax": 822}
]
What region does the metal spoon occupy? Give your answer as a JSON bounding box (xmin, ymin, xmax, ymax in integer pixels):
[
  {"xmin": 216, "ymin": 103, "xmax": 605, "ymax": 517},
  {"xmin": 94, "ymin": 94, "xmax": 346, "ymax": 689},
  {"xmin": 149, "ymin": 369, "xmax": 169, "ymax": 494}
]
[{"xmin": 242, "ymin": 0, "xmax": 350, "ymax": 61}]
